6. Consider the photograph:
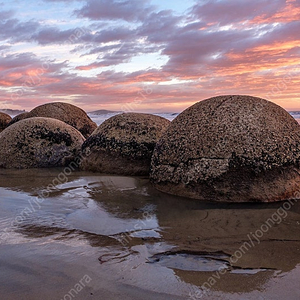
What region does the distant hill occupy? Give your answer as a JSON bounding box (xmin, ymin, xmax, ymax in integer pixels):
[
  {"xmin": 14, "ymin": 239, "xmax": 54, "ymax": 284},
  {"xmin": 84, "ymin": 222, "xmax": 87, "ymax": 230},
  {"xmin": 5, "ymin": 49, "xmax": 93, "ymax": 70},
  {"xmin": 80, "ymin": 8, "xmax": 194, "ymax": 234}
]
[
  {"xmin": 0, "ymin": 109, "xmax": 27, "ymax": 116},
  {"xmin": 88, "ymin": 109, "xmax": 122, "ymax": 115}
]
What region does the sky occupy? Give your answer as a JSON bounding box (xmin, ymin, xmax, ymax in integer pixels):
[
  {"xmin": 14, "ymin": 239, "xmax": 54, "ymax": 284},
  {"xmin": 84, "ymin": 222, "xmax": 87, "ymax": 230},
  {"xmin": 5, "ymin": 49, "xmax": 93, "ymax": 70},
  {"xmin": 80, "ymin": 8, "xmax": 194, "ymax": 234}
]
[{"xmin": 0, "ymin": 0, "xmax": 299, "ymax": 113}]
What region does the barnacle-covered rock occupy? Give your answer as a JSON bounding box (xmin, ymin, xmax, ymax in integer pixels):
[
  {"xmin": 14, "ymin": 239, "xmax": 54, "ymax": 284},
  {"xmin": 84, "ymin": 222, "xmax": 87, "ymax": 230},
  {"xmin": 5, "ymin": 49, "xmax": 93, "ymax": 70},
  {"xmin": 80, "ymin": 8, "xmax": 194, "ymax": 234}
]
[
  {"xmin": 150, "ymin": 95, "xmax": 300, "ymax": 202},
  {"xmin": 81, "ymin": 113, "xmax": 170, "ymax": 175},
  {"xmin": 0, "ymin": 117, "xmax": 85, "ymax": 169}
]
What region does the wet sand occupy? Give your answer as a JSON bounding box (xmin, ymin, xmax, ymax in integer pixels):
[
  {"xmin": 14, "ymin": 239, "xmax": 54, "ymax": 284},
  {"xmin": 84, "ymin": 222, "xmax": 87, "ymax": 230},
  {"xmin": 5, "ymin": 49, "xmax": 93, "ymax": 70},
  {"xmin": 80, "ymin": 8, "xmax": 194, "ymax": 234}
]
[{"xmin": 0, "ymin": 168, "xmax": 300, "ymax": 299}]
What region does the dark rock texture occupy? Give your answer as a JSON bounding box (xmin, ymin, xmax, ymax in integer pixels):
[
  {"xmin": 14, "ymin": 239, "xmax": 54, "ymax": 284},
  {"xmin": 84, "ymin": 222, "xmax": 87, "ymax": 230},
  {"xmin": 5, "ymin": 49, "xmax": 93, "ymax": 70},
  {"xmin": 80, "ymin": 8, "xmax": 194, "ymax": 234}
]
[
  {"xmin": 150, "ymin": 95, "xmax": 300, "ymax": 202},
  {"xmin": 8, "ymin": 102, "xmax": 97, "ymax": 138},
  {"xmin": 0, "ymin": 117, "xmax": 85, "ymax": 169},
  {"xmin": 81, "ymin": 113, "xmax": 170, "ymax": 175},
  {"xmin": 0, "ymin": 112, "xmax": 12, "ymax": 132}
]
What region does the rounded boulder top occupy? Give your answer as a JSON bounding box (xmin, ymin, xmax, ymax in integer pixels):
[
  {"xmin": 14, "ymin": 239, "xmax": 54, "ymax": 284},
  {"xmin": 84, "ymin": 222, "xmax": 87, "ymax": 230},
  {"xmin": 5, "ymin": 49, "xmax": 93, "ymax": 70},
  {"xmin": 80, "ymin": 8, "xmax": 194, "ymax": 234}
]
[
  {"xmin": 81, "ymin": 113, "xmax": 170, "ymax": 175},
  {"xmin": 8, "ymin": 112, "xmax": 31, "ymax": 126},
  {"xmin": 8, "ymin": 102, "xmax": 97, "ymax": 138},
  {"xmin": 0, "ymin": 112, "xmax": 12, "ymax": 132},
  {"xmin": 150, "ymin": 95, "xmax": 300, "ymax": 202},
  {"xmin": 0, "ymin": 117, "xmax": 85, "ymax": 169}
]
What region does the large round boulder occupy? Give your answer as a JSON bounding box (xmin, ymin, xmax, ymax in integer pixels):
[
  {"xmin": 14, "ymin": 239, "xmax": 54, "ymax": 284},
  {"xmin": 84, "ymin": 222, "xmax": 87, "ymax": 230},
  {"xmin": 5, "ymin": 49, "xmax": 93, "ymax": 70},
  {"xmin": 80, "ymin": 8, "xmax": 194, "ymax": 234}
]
[
  {"xmin": 8, "ymin": 112, "xmax": 31, "ymax": 126},
  {"xmin": 150, "ymin": 95, "xmax": 300, "ymax": 202},
  {"xmin": 0, "ymin": 117, "xmax": 85, "ymax": 169},
  {"xmin": 8, "ymin": 102, "xmax": 97, "ymax": 138},
  {"xmin": 0, "ymin": 112, "xmax": 12, "ymax": 132},
  {"xmin": 81, "ymin": 113, "xmax": 170, "ymax": 175}
]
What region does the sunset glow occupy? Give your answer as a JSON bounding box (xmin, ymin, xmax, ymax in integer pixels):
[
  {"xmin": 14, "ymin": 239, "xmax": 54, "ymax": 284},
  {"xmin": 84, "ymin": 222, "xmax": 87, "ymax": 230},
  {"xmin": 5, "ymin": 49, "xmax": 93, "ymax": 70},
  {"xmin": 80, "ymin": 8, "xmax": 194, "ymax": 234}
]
[{"xmin": 0, "ymin": 0, "xmax": 299, "ymax": 112}]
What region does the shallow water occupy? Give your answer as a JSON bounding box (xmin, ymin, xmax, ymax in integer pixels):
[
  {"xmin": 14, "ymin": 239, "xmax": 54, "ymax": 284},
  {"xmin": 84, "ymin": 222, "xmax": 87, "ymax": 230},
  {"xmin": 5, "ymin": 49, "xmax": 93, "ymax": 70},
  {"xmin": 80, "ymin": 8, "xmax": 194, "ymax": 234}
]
[{"xmin": 0, "ymin": 168, "xmax": 300, "ymax": 300}]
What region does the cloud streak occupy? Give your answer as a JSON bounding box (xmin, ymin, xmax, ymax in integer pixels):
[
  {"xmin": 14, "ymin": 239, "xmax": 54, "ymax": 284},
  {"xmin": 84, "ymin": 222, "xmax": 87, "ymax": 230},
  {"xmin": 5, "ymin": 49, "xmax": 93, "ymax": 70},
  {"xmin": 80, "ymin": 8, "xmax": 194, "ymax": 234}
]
[{"xmin": 0, "ymin": 0, "xmax": 299, "ymax": 112}]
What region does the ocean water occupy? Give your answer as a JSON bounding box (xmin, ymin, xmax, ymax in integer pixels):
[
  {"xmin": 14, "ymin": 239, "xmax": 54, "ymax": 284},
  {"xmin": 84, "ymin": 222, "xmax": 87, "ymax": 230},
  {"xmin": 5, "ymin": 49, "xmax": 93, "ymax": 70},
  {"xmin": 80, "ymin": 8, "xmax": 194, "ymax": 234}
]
[
  {"xmin": 289, "ymin": 111, "xmax": 300, "ymax": 123},
  {"xmin": 88, "ymin": 111, "xmax": 300, "ymax": 126},
  {"xmin": 0, "ymin": 169, "xmax": 300, "ymax": 299},
  {"xmin": 87, "ymin": 112, "xmax": 178, "ymax": 126},
  {"xmin": 6, "ymin": 111, "xmax": 300, "ymax": 126}
]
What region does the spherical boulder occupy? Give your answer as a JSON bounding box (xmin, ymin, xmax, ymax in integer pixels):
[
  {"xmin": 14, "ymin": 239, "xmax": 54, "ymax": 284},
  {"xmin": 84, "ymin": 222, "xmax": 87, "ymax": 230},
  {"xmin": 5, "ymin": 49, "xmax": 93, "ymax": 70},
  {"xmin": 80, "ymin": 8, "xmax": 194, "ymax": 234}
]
[
  {"xmin": 0, "ymin": 112, "xmax": 12, "ymax": 132},
  {"xmin": 0, "ymin": 117, "xmax": 85, "ymax": 169},
  {"xmin": 150, "ymin": 95, "xmax": 300, "ymax": 202},
  {"xmin": 81, "ymin": 113, "xmax": 170, "ymax": 175},
  {"xmin": 8, "ymin": 102, "xmax": 97, "ymax": 138},
  {"xmin": 8, "ymin": 112, "xmax": 31, "ymax": 126}
]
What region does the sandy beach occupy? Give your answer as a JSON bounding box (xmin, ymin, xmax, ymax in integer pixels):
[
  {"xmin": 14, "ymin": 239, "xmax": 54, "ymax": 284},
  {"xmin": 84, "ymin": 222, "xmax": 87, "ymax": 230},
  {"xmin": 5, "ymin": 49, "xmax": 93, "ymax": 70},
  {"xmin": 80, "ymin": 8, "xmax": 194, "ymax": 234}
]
[{"xmin": 0, "ymin": 168, "xmax": 300, "ymax": 299}]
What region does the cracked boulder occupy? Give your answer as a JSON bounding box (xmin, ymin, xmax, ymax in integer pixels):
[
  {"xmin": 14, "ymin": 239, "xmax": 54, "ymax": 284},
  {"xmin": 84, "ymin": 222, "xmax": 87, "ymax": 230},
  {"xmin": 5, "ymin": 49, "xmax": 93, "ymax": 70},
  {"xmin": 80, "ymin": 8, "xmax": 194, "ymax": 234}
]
[
  {"xmin": 0, "ymin": 117, "xmax": 85, "ymax": 169},
  {"xmin": 8, "ymin": 102, "xmax": 97, "ymax": 138},
  {"xmin": 0, "ymin": 112, "xmax": 12, "ymax": 133},
  {"xmin": 150, "ymin": 95, "xmax": 300, "ymax": 202},
  {"xmin": 80, "ymin": 113, "xmax": 170, "ymax": 175}
]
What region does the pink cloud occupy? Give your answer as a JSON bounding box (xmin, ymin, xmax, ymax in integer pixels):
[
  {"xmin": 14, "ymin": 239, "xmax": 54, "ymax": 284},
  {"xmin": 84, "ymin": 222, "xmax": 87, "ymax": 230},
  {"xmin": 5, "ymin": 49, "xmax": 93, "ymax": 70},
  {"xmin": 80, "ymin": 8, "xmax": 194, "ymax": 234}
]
[{"xmin": 1, "ymin": 0, "xmax": 300, "ymax": 112}]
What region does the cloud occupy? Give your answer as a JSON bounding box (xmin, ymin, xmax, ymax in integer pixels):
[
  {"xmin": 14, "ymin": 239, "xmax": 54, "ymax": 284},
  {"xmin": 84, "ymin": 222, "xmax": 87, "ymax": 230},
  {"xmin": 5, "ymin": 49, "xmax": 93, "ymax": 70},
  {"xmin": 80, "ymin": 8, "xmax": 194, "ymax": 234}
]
[
  {"xmin": 0, "ymin": 53, "xmax": 68, "ymax": 89},
  {"xmin": 77, "ymin": 40, "xmax": 162, "ymax": 69},
  {"xmin": 1, "ymin": 0, "xmax": 300, "ymax": 112},
  {"xmin": 138, "ymin": 10, "xmax": 182, "ymax": 43},
  {"xmin": 0, "ymin": 45, "xmax": 11, "ymax": 52},
  {"xmin": 0, "ymin": 8, "xmax": 88, "ymax": 46},
  {"xmin": 42, "ymin": 0, "xmax": 79, "ymax": 2},
  {"xmin": 75, "ymin": 0, "xmax": 155, "ymax": 22},
  {"xmin": 91, "ymin": 27, "xmax": 135, "ymax": 43},
  {"xmin": 190, "ymin": 0, "xmax": 286, "ymax": 25},
  {"xmin": 0, "ymin": 9, "xmax": 15, "ymax": 19},
  {"xmin": 252, "ymin": 0, "xmax": 300, "ymax": 23},
  {"xmin": 0, "ymin": 18, "xmax": 40, "ymax": 42},
  {"xmin": 31, "ymin": 27, "xmax": 88, "ymax": 45},
  {"xmin": 0, "ymin": 53, "xmax": 42, "ymax": 71}
]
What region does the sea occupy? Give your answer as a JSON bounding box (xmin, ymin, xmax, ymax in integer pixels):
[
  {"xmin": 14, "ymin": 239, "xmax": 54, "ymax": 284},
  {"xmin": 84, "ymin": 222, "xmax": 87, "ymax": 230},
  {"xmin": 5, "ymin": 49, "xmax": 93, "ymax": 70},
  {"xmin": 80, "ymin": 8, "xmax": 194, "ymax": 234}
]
[
  {"xmin": 88, "ymin": 111, "xmax": 300, "ymax": 126},
  {"xmin": 87, "ymin": 112, "xmax": 178, "ymax": 126},
  {"xmin": 5, "ymin": 111, "xmax": 300, "ymax": 126}
]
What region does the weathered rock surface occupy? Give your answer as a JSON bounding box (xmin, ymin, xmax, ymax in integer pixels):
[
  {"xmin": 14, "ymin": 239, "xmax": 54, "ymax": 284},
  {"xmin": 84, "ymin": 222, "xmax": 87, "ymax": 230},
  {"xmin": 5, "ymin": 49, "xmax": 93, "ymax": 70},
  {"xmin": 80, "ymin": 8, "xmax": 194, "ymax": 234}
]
[
  {"xmin": 0, "ymin": 112, "xmax": 12, "ymax": 132},
  {"xmin": 0, "ymin": 117, "xmax": 85, "ymax": 169},
  {"xmin": 8, "ymin": 102, "xmax": 97, "ymax": 138},
  {"xmin": 150, "ymin": 95, "xmax": 300, "ymax": 202},
  {"xmin": 8, "ymin": 112, "xmax": 31, "ymax": 126},
  {"xmin": 81, "ymin": 113, "xmax": 170, "ymax": 175}
]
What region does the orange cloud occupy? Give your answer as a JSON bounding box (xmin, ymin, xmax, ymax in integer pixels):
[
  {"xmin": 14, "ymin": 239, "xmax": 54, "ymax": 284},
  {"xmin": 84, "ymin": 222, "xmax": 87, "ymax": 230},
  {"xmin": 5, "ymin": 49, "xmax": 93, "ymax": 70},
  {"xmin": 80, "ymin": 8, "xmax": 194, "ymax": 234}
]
[
  {"xmin": 249, "ymin": 40, "xmax": 300, "ymax": 54},
  {"xmin": 252, "ymin": 2, "xmax": 300, "ymax": 24}
]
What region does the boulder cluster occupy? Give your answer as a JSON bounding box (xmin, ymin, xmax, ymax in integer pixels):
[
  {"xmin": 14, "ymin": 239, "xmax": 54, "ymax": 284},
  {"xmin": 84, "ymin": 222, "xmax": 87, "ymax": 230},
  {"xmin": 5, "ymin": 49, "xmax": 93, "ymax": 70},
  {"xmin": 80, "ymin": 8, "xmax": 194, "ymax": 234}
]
[
  {"xmin": 0, "ymin": 102, "xmax": 170, "ymax": 173},
  {"xmin": 1, "ymin": 96, "xmax": 300, "ymax": 203}
]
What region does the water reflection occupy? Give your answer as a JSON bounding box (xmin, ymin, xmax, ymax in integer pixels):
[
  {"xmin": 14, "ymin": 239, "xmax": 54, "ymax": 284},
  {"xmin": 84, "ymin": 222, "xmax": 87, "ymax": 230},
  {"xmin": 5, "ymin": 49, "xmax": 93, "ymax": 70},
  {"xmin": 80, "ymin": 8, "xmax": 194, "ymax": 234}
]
[{"xmin": 0, "ymin": 168, "xmax": 300, "ymax": 299}]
